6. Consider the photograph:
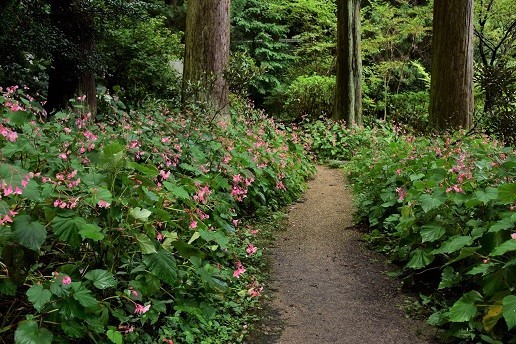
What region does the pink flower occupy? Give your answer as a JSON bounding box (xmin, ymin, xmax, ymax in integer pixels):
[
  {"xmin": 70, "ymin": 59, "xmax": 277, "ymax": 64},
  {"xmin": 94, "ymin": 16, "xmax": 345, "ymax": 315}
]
[
  {"xmin": 233, "ymin": 262, "xmax": 246, "ymax": 278},
  {"xmin": 511, "ymin": 233, "xmax": 516, "ymax": 240},
  {"xmin": 97, "ymin": 200, "xmax": 110, "ymax": 208},
  {"xmin": 246, "ymin": 244, "xmax": 257, "ymax": 255},
  {"xmin": 59, "ymin": 153, "xmax": 68, "ymax": 160},
  {"xmin": 131, "ymin": 290, "xmax": 139, "ymax": 298},
  {"xmin": 156, "ymin": 232, "xmax": 163, "ymax": 241},
  {"xmin": 396, "ymin": 169, "xmax": 402, "ymax": 175},
  {"xmin": 395, "ymin": 187, "xmax": 406, "ymax": 201},
  {"xmin": 483, "ymin": 258, "xmax": 490, "ymax": 264},
  {"xmin": 62, "ymin": 276, "xmax": 72, "ymax": 285},
  {"xmin": 190, "ymin": 220, "xmax": 198, "ymax": 229},
  {"xmin": 163, "ymin": 339, "xmax": 174, "ymax": 344},
  {"xmin": 134, "ymin": 303, "xmax": 150, "ymax": 315}
]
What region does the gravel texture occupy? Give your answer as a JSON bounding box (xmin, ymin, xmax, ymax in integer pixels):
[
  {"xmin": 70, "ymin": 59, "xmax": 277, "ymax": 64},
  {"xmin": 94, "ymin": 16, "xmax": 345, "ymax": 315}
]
[{"xmin": 248, "ymin": 166, "xmax": 437, "ymax": 344}]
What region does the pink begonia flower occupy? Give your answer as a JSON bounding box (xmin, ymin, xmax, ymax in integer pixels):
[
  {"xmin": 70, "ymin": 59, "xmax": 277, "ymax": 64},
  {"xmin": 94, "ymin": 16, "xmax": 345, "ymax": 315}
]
[
  {"xmin": 395, "ymin": 187, "xmax": 406, "ymax": 201},
  {"xmin": 62, "ymin": 276, "xmax": 72, "ymax": 285},
  {"xmin": 246, "ymin": 244, "xmax": 257, "ymax": 256},
  {"xmin": 233, "ymin": 262, "xmax": 246, "ymax": 278},
  {"xmin": 483, "ymin": 259, "xmax": 490, "ymax": 264},
  {"xmin": 511, "ymin": 233, "xmax": 516, "ymax": 240},
  {"xmin": 156, "ymin": 232, "xmax": 163, "ymax": 241},
  {"xmin": 131, "ymin": 290, "xmax": 139, "ymax": 298},
  {"xmin": 134, "ymin": 303, "xmax": 150, "ymax": 315},
  {"xmin": 163, "ymin": 339, "xmax": 174, "ymax": 344},
  {"xmin": 97, "ymin": 200, "xmax": 110, "ymax": 208},
  {"xmin": 248, "ymin": 286, "xmax": 263, "ymax": 297},
  {"xmin": 190, "ymin": 220, "xmax": 198, "ymax": 229}
]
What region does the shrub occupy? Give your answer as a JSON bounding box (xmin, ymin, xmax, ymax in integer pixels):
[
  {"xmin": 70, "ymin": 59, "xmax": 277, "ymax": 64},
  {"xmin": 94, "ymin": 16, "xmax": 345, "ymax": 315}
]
[
  {"xmin": 346, "ymin": 131, "xmax": 515, "ymax": 342},
  {"xmin": 0, "ymin": 86, "xmax": 314, "ymax": 343},
  {"xmin": 282, "ymin": 75, "xmax": 335, "ymax": 122}
]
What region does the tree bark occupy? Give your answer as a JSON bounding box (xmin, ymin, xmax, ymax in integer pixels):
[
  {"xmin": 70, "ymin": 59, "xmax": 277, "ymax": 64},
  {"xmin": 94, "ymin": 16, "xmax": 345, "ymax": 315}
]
[
  {"xmin": 183, "ymin": 0, "xmax": 231, "ymax": 121},
  {"xmin": 429, "ymin": 0, "xmax": 474, "ymax": 130},
  {"xmin": 334, "ymin": 0, "xmax": 362, "ymax": 128},
  {"xmin": 45, "ymin": 0, "xmax": 96, "ymax": 116}
]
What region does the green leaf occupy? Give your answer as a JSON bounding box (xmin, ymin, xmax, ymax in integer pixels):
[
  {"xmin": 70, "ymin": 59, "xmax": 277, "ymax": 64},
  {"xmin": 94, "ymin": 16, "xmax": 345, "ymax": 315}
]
[
  {"xmin": 438, "ymin": 266, "xmax": 460, "ymax": 289},
  {"xmin": 129, "ymin": 161, "xmax": 158, "ymax": 176},
  {"xmin": 502, "ymin": 295, "xmax": 516, "ymax": 330},
  {"xmin": 12, "ymin": 215, "xmax": 46, "ymax": 251},
  {"xmin": 87, "ymin": 187, "xmax": 112, "ymax": 207},
  {"xmin": 52, "ymin": 216, "xmax": 87, "ymax": 249},
  {"xmin": 406, "ymin": 249, "xmax": 434, "ymax": 269},
  {"xmin": 136, "ymin": 233, "xmax": 157, "ymax": 254},
  {"xmin": 467, "ymin": 263, "xmax": 493, "ymax": 276},
  {"xmin": 419, "ymin": 194, "xmax": 444, "ymax": 213},
  {"xmin": 498, "ymin": 183, "xmax": 516, "ymax": 204},
  {"xmin": 15, "ymin": 320, "xmax": 53, "ymax": 344},
  {"xmin": 71, "ymin": 282, "xmax": 98, "ymax": 307},
  {"xmin": 474, "ymin": 188, "xmax": 498, "ymax": 205},
  {"xmin": 107, "ymin": 329, "xmax": 123, "ymax": 344},
  {"xmin": 84, "ymin": 269, "xmax": 116, "ymax": 289},
  {"xmin": 26, "ymin": 284, "xmax": 52, "ymax": 311},
  {"xmin": 488, "ymin": 218, "xmax": 514, "ymax": 233},
  {"xmin": 490, "ymin": 239, "xmax": 516, "ymax": 256},
  {"xmin": 129, "ymin": 207, "xmax": 152, "ymax": 222},
  {"xmin": 61, "ymin": 321, "xmax": 85, "ymax": 338},
  {"xmin": 163, "ymin": 182, "xmax": 190, "ymax": 200},
  {"xmin": 482, "ymin": 304, "xmax": 503, "ymax": 333},
  {"xmin": 143, "ymin": 248, "xmax": 177, "ymax": 286},
  {"xmin": 432, "ymin": 236, "xmax": 473, "ymax": 255},
  {"xmin": 448, "ymin": 290, "xmax": 483, "ymax": 322},
  {"xmin": 420, "ymin": 224, "xmax": 445, "ymax": 243},
  {"xmin": 79, "ymin": 224, "xmax": 104, "ymax": 241}
]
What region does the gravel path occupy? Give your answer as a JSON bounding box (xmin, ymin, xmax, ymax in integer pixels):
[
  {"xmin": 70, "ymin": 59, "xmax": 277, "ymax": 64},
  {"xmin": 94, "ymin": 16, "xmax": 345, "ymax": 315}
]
[{"xmin": 249, "ymin": 166, "xmax": 436, "ymax": 344}]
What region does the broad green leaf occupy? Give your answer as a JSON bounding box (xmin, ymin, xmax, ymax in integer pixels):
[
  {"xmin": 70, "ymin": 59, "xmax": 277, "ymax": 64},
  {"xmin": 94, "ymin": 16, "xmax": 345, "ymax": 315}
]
[
  {"xmin": 71, "ymin": 282, "xmax": 98, "ymax": 307},
  {"xmin": 52, "ymin": 216, "xmax": 87, "ymax": 249},
  {"xmin": 12, "ymin": 215, "xmax": 46, "ymax": 251},
  {"xmin": 188, "ymin": 231, "xmax": 201, "ymax": 244},
  {"xmin": 0, "ymin": 278, "xmax": 17, "ymax": 295},
  {"xmin": 420, "ymin": 224, "xmax": 445, "ymax": 243},
  {"xmin": 482, "ymin": 304, "xmax": 503, "ymax": 332},
  {"xmin": 129, "ymin": 161, "xmax": 158, "ymax": 176},
  {"xmin": 447, "ymin": 246, "xmax": 480, "ymax": 264},
  {"xmin": 84, "ymin": 269, "xmax": 116, "ymax": 289},
  {"xmin": 170, "ymin": 240, "xmax": 206, "ymax": 260},
  {"xmin": 87, "ymin": 187, "xmax": 112, "ymax": 207},
  {"xmin": 467, "ymin": 263, "xmax": 493, "ymax": 276},
  {"xmin": 79, "ymin": 224, "xmax": 104, "ymax": 241},
  {"xmin": 61, "ymin": 321, "xmax": 85, "ymax": 338},
  {"xmin": 143, "ymin": 248, "xmax": 177, "ymax": 286},
  {"xmin": 448, "ymin": 290, "xmax": 483, "ymax": 322},
  {"xmin": 488, "ymin": 217, "xmax": 514, "ymax": 233},
  {"xmin": 15, "ymin": 320, "xmax": 53, "ymax": 344},
  {"xmin": 502, "ymin": 295, "xmax": 516, "ymax": 330},
  {"xmin": 107, "ymin": 329, "xmax": 123, "ymax": 344},
  {"xmin": 432, "ymin": 236, "xmax": 473, "ymax": 255},
  {"xmin": 129, "ymin": 207, "xmax": 152, "ymax": 222},
  {"xmin": 406, "ymin": 249, "xmax": 434, "ymax": 269},
  {"xmin": 498, "ymin": 183, "xmax": 516, "ymax": 204},
  {"xmin": 419, "ymin": 194, "xmax": 444, "ymax": 213},
  {"xmin": 136, "ymin": 233, "xmax": 157, "ymax": 254},
  {"xmin": 26, "ymin": 284, "xmax": 52, "ymax": 311},
  {"xmin": 438, "ymin": 266, "xmax": 460, "ymax": 289},
  {"xmin": 163, "ymin": 182, "xmax": 190, "ymax": 200},
  {"xmin": 490, "ymin": 240, "xmax": 516, "ymax": 256},
  {"xmin": 474, "ymin": 188, "xmax": 498, "ymax": 205}
]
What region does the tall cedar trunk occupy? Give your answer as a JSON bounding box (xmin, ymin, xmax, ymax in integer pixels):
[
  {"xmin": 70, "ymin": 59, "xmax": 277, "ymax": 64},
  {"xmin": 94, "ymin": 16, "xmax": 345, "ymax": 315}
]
[
  {"xmin": 334, "ymin": 0, "xmax": 362, "ymax": 128},
  {"xmin": 46, "ymin": 1, "xmax": 96, "ymax": 116},
  {"xmin": 429, "ymin": 0, "xmax": 473, "ymax": 130},
  {"xmin": 183, "ymin": 0, "xmax": 230, "ymax": 121}
]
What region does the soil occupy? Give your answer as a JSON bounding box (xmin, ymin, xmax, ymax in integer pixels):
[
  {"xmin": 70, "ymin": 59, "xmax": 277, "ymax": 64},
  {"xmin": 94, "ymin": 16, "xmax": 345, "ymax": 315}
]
[{"xmin": 247, "ymin": 165, "xmax": 439, "ymax": 344}]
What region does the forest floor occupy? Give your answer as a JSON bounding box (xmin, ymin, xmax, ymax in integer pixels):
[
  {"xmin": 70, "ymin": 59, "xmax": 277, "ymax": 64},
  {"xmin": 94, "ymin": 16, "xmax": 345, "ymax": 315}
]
[{"xmin": 246, "ymin": 165, "xmax": 439, "ymax": 344}]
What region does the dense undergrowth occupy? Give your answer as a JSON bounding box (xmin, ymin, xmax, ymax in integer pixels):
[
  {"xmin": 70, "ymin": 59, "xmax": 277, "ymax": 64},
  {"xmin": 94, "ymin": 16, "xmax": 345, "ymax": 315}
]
[
  {"xmin": 0, "ymin": 86, "xmax": 315, "ymax": 344},
  {"xmin": 303, "ymin": 120, "xmax": 515, "ymax": 343}
]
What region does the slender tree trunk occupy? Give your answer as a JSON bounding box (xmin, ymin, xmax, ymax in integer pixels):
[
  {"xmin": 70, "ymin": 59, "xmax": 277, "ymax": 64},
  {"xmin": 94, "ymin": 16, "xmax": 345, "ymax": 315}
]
[
  {"xmin": 46, "ymin": 1, "xmax": 96, "ymax": 116},
  {"xmin": 183, "ymin": 0, "xmax": 231, "ymax": 121},
  {"xmin": 334, "ymin": 0, "xmax": 362, "ymax": 128},
  {"xmin": 429, "ymin": 0, "xmax": 473, "ymax": 130}
]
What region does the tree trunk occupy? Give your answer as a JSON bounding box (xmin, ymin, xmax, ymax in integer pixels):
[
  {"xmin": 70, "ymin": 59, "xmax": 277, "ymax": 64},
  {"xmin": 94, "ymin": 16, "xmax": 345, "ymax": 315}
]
[
  {"xmin": 429, "ymin": 0, "xmax": 473, "ymax": 130},
  {"xmin": 334, "ymin": 0, "xmax": 362, "ymax": 128},
  {"xmin": 183, "ymin": 0, "xmax": 231, "ymax": 121},
  {"xmin": 45, "ymin": 1, "xmax": 96, "ymax": 116}
]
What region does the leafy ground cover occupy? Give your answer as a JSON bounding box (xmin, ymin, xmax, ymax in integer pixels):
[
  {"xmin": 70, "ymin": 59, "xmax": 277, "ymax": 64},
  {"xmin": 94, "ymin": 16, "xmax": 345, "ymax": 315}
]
[
  {"xmin": 0, "ymin": 86, "xmax": 315, "ymax": 344},
  {"xmin": 303, "ymin": 119, "xmax": 515, "ymax": 343}
]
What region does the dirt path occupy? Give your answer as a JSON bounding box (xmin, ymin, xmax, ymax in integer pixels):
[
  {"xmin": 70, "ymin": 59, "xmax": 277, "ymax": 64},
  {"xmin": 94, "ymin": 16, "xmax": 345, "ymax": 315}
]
[{"xmin": 249, "ymin": 166, "xmax": 436, "ymax": 344}]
